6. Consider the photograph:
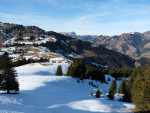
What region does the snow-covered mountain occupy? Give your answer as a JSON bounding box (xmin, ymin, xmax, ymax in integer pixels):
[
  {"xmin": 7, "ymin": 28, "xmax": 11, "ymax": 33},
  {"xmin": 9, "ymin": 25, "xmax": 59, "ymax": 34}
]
[{"xmin": 61, "ymin": 32, "xmax": 97, "ymax": 42}]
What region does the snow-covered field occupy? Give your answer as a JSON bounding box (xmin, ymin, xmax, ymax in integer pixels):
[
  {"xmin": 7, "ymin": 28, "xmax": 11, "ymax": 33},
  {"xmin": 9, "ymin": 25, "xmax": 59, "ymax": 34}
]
[{"xmin": 0, "ymin": 63, "xmax": 135, "ymax": 113}]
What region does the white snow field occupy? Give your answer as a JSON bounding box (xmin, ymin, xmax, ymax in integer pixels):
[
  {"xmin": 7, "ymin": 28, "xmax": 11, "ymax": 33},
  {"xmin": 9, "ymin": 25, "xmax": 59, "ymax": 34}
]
[{"xmin": 0, "ymin": 63, "xmax": 135, "ymax": 113}]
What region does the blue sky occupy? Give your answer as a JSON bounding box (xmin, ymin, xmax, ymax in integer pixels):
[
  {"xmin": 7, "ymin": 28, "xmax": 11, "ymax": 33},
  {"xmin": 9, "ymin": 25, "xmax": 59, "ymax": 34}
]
[{"xmin": 0, "ymin": 0, "xmax": 150, "ymax": 35}]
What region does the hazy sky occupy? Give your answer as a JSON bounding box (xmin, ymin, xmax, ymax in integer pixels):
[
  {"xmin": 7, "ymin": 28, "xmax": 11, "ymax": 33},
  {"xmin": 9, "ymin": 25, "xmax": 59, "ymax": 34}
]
[{"xmin": 0, "ymin": 0, "xmax": 150, "ymax": 35}]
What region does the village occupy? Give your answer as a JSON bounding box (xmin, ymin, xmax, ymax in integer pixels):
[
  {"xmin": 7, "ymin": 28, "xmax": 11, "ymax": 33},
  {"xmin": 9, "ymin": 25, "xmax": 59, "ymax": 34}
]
[{"xmin": 0, "ymin": 35, "xmax": 72, "ymax": 65}]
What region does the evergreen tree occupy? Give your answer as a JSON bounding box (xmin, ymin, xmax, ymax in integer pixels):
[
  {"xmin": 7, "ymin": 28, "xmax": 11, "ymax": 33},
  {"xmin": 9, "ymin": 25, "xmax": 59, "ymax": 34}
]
[
  {"xmin": 108, "ymin": 80, "xmax": 117, "ymax": 100},
  {"xmin": 131, "ymin": 66, "xmax": 150, "ymax": 112},
  {"xmin": 1, "ymin": 68, "xmax": 19, "ymax": 93},
  {"xmin": 56, "ymin": 65, "xmax": 63, "ymax": 76},
  {"xmin": 109, "ymin": 67, "xmax": 132, "ymax": 79},
  {"xmin": 95, "ymin": 89, "xmax": 101, "ymax": 98},
  {"xmin": 0, "ymin": 53, "xmax": 19, "ymax": 94},
  {"xmin": 119, "ymin": 80, "xmax": 131, "ymax": 102},
  {"xmin": 67, "ymin": 60, "xmax": 106, "ymax": 82},
  {"xmin": 119, "ymin": 80, "xmax": 127, "ymax": 94},
  {"xmin": 67, "ymin": 59, "xmax": 86, "ymax": 78}
]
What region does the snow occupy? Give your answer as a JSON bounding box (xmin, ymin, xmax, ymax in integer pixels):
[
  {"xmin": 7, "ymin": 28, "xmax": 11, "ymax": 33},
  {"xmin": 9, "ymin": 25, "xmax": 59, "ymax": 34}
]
[
  {"xmin": 0, "ymin": 52, "xmax": 4, "ymax": 55},
  {"xmin": 0, "ymin": 63, "xmax": 135, "ymax": 113},
  {"xmin": 68, "ymin": 99, "xmax": 133, "ymax": 112},
  {"xmin": 0, "ymin": 96, "xmax": 22, "ymax": 105},
  {"xmin": 68, "ymin": 99, "xmax": 112, "ymax": 112},
  {"xmin": 16, "ymin": 62, "xmax": 69, "ymax": 75},
  {"xmin": 4, "ymin": 36, "xmax": 57, "ymax": 46}
]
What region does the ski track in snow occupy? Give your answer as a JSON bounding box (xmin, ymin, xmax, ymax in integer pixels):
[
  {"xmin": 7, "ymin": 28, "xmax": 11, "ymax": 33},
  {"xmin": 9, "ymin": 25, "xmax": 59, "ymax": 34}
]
[{"xmin": 0, "ymin": 63, "xmax": 135, "ymax": 113}]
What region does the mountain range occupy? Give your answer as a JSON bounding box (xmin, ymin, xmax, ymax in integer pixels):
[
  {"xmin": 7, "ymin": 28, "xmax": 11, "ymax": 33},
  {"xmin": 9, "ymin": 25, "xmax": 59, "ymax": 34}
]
[
  {"xmin": 0, "ymin": 22, "xmax": 135, "ymax": 68},
  {"xmin": 65, "ymin": 31, "xmax": 150, "ymax": 60}
]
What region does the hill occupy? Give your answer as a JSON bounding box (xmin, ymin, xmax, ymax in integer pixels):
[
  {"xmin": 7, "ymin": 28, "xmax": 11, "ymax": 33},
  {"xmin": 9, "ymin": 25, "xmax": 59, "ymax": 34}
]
[
  {"xmin": 0, "ymin": 63, "xmax": 135, "ymax": 113},
  {"xmin": 0, "ymin": 22, "xmax": 135, "ymax": 68}
]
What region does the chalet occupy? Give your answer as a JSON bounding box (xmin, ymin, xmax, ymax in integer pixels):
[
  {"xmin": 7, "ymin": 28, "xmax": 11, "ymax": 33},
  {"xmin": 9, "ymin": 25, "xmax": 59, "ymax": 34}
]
[{"xmin": 49, "ymin": 57, "xmax": 72, "ymax": 64}]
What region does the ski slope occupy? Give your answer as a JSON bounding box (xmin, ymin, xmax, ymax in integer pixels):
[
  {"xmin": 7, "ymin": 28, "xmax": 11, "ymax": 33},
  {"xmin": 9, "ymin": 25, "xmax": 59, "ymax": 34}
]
[{"xmin": 0, "ymin": 63, "xmax": 135, "ymax": 113}]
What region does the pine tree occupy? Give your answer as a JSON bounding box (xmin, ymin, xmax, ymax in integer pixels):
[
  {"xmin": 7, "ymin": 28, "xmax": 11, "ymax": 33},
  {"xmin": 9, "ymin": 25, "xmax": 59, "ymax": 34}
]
[
  {"xmin": 67, "ymin": 59, "xmax": 86, "ymax": 78},
  {"xmin": 0, "ymin": 53, "xmax": 19, "ymax": 94},
  {"xmin": 1, "ymin": 68, "xmax": 19, "ymax": 93},
  {"xmin": 131, "ymin": 66, "xmax": 150, "ymax": 111},
  {"xmin": 56, "ymin": 65, "xmax": 63, "ymax": 76},
  {"xmin": 108, "ymin": 80, "xmax": 117, "ymax": 100},
  {"xmin": 119, "ymin": 80, "xmax": 127, "ymax": 94},
  {"xmin": 119, "ymin": 80, "xmax": 131, "ymax": 102},
  {"xmin": 96, "ymin": 89, "xmax": 101, "ymax": 98}
]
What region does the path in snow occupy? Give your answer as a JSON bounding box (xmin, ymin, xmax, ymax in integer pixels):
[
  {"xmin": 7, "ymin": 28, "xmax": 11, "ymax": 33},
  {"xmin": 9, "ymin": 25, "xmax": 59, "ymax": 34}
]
[{"xmin": 0, "ymin": 63, "xmax": 135, "ymax": 113}]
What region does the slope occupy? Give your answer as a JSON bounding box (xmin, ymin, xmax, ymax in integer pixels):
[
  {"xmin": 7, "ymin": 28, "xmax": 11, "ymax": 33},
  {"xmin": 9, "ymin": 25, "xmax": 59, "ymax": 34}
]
[{"xmin": 0, "ymin": 63, "xmax": 135, "ymax": 113}]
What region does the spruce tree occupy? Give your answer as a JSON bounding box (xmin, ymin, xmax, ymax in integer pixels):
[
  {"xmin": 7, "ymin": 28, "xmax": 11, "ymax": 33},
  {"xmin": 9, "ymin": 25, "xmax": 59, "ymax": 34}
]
[
  {"xmin": 67, "ymin": 59, "xmax": 86, "ymax": 78},
  {"xmin": 0, "ymin": 53, "xmax": 19, "ymax": 94},
  {"xmin": 119, "ymin": 80, "xmax": 131, "ymax": 102},
  {"xmin": 108, "ymin": 80, "xmax": 117, "ymax": 100},
  {"xmin": 1, "ymin": 68, "xmax": 19, "ymax": 93},
  {"xmin": 96, "ymin": 89, "xmax": 101, "ymax": 98},
  {"xmin": 56, "ymin": 65, "xmax": 63, "ymax": 76},
  {"xmin": 119, "ymin": 80, "xmax": 127, "ymax": 94},
  {"xmin": 131, "ymin": 66, "xmax": 150, "ymax": 111}
]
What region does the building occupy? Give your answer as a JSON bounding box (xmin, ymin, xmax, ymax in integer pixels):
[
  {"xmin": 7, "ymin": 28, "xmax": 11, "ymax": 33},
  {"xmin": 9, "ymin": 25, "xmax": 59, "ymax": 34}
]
[{"xmin": 49, "ymin": 57, "xmax": 72, "ymax": 64}]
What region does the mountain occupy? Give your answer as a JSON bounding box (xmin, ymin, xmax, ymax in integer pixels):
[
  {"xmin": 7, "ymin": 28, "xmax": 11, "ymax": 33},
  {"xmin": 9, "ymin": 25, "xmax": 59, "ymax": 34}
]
[
  {"xmin": 0, "ymin": 22, "xmax": 135, "ymax": 68},
  {"xmin": 70, "ymin": 31, "xmax": 150, "ymax": 60},
  {"xmin": 68, "ymin": 31, "xmax": 150, "ymax": 62},
  {"xmin": 61, "ymin": 32, "xmax": 97, "ymax": 42},
  {"xmin": 93, "ymin": 32, "xmax": 145, "ymax": 59}
]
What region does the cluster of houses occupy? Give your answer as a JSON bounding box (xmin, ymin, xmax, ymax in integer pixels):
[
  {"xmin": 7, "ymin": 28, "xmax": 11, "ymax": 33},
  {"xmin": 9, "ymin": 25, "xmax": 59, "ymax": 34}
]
[
  {"xmin": 0, "ymin": 44, "xmax": 72, "ymax": 65},
  {"xmin": 0, "ymin": 35, "xmax": 64, "ymax": 62},
  {"xmin": 49, "ymin": 57, "xmax": 72, "ymax": 64},
  {"xmin": 4, "ymin": 36, "xmax": 57, "ymax": 46},
  {"xmin": 1, "ymin": 46, "xmax": 55, "ymax": 61}
]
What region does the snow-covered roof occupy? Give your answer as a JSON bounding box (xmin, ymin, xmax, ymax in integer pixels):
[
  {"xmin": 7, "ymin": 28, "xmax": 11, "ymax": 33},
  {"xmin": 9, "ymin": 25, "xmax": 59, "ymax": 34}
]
[
  {"xmin": 23, "ymin": 37, "xmax": 31, "ymax": 40},
  {"xmin": 50, "ymin": 57, "xmax": 65, "ymax": 61}
]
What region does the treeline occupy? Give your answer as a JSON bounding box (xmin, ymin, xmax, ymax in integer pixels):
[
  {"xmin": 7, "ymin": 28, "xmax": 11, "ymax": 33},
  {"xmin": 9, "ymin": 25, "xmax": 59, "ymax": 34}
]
[
  {"xmin": 12, "ymin": 58, "xmax": 48, "ymax": 67},
  {"xmin": 108, "ymin": 67, "xmax": 132, "ymax": 79},
  {"xmin": 108, "ymin": 79, "xmax": 131, "ymax": 102},
  {"xmin": 130, "ymin": 66, "xmax": 150, "ymax": 112},
  {"xmin": 66, "ymin": 59, "xmax": 133, "ymax": 80},
  {"xmin": 61, "ymin": 59, "xmax": 150, "ymax": 112},
  {"xmin": 0, "ymin": 53, "xmax": 19, "ymax": 94},
  {"xmin": 112, "ymin": 66, "xmax": 150, "ymax": 112},
  {"xmin": 67, "ymin": 59, "xmax": 106, "ymax": 83}
]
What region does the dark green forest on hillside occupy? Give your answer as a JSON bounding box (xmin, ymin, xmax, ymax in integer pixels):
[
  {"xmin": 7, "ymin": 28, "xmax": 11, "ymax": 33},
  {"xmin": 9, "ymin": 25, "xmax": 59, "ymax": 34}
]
[{"xmin": 67, "ymin": 59, "xmax": 150, "ymax": 112}]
